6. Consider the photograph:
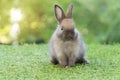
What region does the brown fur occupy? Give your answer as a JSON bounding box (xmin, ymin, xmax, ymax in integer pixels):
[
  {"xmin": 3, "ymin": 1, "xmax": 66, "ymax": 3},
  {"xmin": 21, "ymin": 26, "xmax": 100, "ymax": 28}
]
[{"xmin": 48, "ymin": 4, "xmax": 89, "ymax": 67}]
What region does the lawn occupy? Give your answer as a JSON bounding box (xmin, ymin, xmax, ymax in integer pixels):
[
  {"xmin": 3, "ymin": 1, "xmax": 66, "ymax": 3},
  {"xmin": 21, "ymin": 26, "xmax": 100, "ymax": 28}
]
[{"xmin": 0, "ymin": 44, "xmax": 120, "ymax": 80}]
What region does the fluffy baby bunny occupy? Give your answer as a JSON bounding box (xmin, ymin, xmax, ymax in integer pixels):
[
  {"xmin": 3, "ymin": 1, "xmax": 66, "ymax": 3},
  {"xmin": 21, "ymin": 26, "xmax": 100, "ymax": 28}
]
[{"xmin": 48, "ymin": 4, "xmax": 89, "ymax": 67}]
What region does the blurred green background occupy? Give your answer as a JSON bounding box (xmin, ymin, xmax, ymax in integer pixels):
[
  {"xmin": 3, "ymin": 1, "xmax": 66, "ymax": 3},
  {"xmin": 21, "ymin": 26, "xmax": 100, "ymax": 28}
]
[{"xmin": 0, "ymin": 0, "xmax": 120, "ymax": 45}]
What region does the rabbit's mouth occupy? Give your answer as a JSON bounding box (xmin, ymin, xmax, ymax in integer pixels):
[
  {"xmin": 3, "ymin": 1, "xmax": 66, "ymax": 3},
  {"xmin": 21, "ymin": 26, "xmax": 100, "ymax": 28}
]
[
  {"xmin": 64, "ymin": 36, "xmax": 74, "ymax": 41},
  {"xmin": 62, "ymin": 31, "xmax": 75, "ymax": 41}
]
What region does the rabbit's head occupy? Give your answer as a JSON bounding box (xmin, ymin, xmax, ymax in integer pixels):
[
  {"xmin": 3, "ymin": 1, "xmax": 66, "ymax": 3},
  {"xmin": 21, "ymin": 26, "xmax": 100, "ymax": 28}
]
[{"xmin": 55, "ymin": 4, "xmax": 76, "ymax": 41}]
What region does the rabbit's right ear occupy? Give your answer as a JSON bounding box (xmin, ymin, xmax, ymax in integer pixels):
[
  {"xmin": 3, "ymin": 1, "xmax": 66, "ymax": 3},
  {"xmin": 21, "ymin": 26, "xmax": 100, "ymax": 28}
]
[{"xmin": 54, "ymin": 4, "xmax": 65, "ymax": 22}]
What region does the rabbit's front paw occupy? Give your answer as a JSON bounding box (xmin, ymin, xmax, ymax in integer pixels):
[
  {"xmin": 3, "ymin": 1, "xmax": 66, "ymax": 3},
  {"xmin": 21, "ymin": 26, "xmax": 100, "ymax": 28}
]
[
  {"xmin": 59, "ymin": 61, "xmax": 67, "ymax": 68},
  {"xmin": 68, "ymin": 61, "xmax": 75, "ymax": 67}
]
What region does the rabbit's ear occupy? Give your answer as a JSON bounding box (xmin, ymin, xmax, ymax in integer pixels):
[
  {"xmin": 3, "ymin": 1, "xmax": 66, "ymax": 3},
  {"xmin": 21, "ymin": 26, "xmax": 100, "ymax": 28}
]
[
  {"xmin": 55, "ymin": 4, "xmax": 65, "ymax": 22},
  {"xmin": 66, "ymin": 4, "xmax": 73, "ymax": 18}
]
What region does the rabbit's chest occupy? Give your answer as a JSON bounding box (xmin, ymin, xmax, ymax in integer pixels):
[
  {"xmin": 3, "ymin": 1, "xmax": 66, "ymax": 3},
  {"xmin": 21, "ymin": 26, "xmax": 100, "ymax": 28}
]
[{"xmin": 61, "ymin": 41, "xmax": 77, "ymax": 54}]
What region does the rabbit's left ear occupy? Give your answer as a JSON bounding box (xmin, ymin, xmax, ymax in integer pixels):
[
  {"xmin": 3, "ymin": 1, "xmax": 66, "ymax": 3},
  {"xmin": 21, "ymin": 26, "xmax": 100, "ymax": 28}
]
[{"xmin": 66, "ymin": 3, "xmax": 73, "ymax": 18}]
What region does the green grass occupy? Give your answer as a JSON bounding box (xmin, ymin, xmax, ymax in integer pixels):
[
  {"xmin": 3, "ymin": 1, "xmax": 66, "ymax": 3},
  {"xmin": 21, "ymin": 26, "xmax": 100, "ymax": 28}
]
[{"xmin": 0, "ymin": 44, "xmax": 120, "ymax": 80}]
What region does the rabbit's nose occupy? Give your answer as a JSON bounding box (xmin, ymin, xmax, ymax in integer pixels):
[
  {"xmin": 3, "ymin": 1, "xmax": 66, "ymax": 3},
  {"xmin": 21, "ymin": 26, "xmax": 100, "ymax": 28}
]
[
  {"xmin": 64, "ymin": 30, "xmax": 74, "ymax": 36},
  {"xmin": 65, "ymin": 29, "xmax": 74, "ymax": 33}
]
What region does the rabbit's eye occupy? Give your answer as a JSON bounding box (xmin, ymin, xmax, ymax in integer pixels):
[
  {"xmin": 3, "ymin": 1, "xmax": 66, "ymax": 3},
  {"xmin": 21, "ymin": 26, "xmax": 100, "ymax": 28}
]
[{"xmin": 61, "ymin": 26, "xmax": 64, "ymax": 30}]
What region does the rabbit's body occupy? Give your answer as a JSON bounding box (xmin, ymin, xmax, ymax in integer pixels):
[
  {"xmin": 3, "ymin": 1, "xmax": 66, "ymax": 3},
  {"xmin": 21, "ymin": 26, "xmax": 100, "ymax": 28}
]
[{"xmin": 48, "ymin": 4, "xmax": 88, "ymax": 67}]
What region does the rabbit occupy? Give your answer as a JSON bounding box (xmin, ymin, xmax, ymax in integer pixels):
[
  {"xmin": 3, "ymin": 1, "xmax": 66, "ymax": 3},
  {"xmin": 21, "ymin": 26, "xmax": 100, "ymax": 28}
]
[{"xmin": 48, "ymin": 4, "xmax": 89, "ymax": 68}]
